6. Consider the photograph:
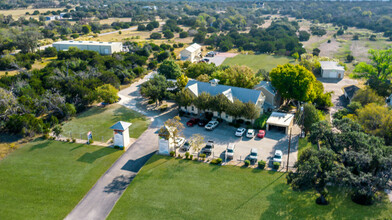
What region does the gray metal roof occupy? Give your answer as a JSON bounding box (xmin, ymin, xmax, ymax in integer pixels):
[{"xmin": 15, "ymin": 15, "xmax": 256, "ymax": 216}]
[
  {"xmin": 320, "ymin": 61, "xmax": 345, "ymax": 71},
  {"xmin": 267, "ymin": 112, "xmax": 294, "ymax": 127},
  {"xmin": 344, "ymin": 85, "xmax": 360, "ymax": 100},
  {"xmin": 110, "ymin": 121, "xmax": 132, "ymax": 130},
  {"xmin": 254, "ymin": 81, "xmax": 277, "ymax": 95},
  {"xmin": 186, "ymin": 80, "xmax": 262, "ymax": 104},
  {"xmin": 53, "ymin": 40, "xmax": 122, "ymax": 47}
]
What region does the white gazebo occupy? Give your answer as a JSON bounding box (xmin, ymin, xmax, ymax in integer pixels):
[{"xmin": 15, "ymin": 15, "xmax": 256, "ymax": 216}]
[{"xmin": 110, "ymin": 121, "xmax": 132, "ymax": 149}]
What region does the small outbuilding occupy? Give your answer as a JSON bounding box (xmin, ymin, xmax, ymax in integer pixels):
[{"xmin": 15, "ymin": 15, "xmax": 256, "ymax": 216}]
[
  {"xmin": 180, "ymin": 43, "xmax": 202, "ymax": 63},
  {"xmin": 320, "ymin": 61, "xmax": 345, "ymax": 79},
  {"xmin": 343, "ymin": 85, "xmax": 360, "ymax": 103},
  {"xmin": 266, "ymin": 112, "xmax": 295, "ymax": 134},
  {"xmin": 110, "ymin": 121, "xmax": 132, "ymax": 149}
]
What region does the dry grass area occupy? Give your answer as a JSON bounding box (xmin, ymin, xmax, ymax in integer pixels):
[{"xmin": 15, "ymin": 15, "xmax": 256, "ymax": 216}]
[
  {"xmin": 0, "ymin": 57, "xmax": 55, "ymax": 77},
  {"xmin": 0, "ymin": 70, "xmax": 19, "ymax": 77},
  {"xmin": 0, "ymin": 7, "xmax": 67, "ymax": 19},
  {"xmin": 0, "ymin": 134, "xmax": 25, "ymax": 160}
]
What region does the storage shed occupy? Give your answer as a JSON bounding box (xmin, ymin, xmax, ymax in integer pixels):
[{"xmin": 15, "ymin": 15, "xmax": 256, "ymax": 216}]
[
  {"xmin": 180, "ymin": 43, "xmax": 202, "ymax": 63},
  {"xmin": 320, "ymin": 61, "xmax": 345, "ymax": 79}
]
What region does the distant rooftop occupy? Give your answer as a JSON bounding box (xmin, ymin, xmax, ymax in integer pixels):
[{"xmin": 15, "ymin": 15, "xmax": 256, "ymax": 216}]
[
  {"xmin": 254, "ymin": 81, "xmax": 277, "ymax": 95},
  {"xmin": 53, "ymin": 41, "xmax": 122, "ymax": 46},
  {"xmin": 344, "ymin": 85, "xmax": 360, "ymax": 100},
  {"xmin": 320, "ymin": 61, "xmax": 345, "ymax": 71},
  {"xmin": 184, "ymin": 43, "xmax": 201, "ymax": 53}
]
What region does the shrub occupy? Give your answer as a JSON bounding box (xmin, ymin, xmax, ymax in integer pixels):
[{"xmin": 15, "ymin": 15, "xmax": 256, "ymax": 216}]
[
  {"xmin": 177, "ymin": 154, "xmax": 182, "ymax": 158},
  {"xmin": 114, "ymin": 145, "xmax": 120, "ymax": 149},
  {"xmin": 88, "ymin": 139, "xmax": 94, "ymax": 144},
  {"xmin": 185, "ymin": 151, "xmax": 190, "ymax": 159},
  {"xmin": 258, "ymin": 160, "xmax": 266, "ymax": 169},
  {"xmin": 199, "ymin": 153, "xmax": 206, "ymax": 160},
  {"xmin": 67, "ymin": 139, "xmax": 70, "ymax": 142},
  {"xmin": 273, "ymin": 162, "xmax": 280, "ymax": 170},
  {"xmin": 43, "ymin": 133, "xmax": 50, "ymax": 139},
  {"xmin": 178, "ymin": 43, "xmax": 184, "ymax": 47},
  {"xmin": 72, "ymin": 138, "xmax": 76, "ymax": 143},
  {"xmin": 190, "ymin": 155, "xmax": 193, "ymax": 160},
  {"xmin": 170, "ymin": 151, "xmax": 176, "ymax": 157},
  {"xmin": 211, "ymin": 158, "xmax": 223, "ymax": 164},
  {"xmin": 244, "ymin": 160, "xmax": 250, "ymax": 166}
]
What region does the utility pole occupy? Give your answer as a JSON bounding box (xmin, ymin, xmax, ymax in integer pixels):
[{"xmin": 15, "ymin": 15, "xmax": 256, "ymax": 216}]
[{"xmin": 286, "ymin": 128, "xmax": 292, "ymax": 172}]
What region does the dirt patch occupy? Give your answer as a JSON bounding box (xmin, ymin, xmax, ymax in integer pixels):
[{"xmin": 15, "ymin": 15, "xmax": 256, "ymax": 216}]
[{"xmin": 319, "ymin": 38, "xmax": 341, "ymax": 58}]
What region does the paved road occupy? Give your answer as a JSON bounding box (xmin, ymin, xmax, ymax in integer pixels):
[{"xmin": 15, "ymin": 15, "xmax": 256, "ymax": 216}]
[{"xmin": 65, "ymin": 72, "xmax": 174, "ymax": 220}]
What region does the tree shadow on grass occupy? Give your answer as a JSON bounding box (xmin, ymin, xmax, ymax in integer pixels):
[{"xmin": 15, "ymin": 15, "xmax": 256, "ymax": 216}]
[
  {"xmin": 235, "ymin": 172, "xmax": 286, "ymax": 210},
  {"xmin": 70, "ymin": 144, "xmax": 84, "ymax": 151},
  {"xmin": 77, "ymin": 147, "xmax": 118, "ymax": 163},
  {"xmin": 29, "ymin": 140, "xmax": 51, "ymax": 151}
]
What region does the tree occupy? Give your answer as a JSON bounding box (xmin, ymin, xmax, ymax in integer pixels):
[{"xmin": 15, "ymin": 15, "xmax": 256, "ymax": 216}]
[
  {"xmin": 211, "ymin": 94, "xmax": 230, "ymax": 119},
  {"xmin": 175, "ymin": 89, "xmax": 193, "ymax": 108},
  {"xmin": 312, "ymin": 48, "xmax": 320, "ymax": 56},
  {"xmin": 346, "ymin": 54, "xmax": 354, "ymax": 63},
  {"xmin": 137, "ymin": 24, "xmax": 146, "ymax": 31},
  {"xmin": 270, "ymin": 64, "xmax": 318, "ymax": 104},
  {"xmin": 176, "ymin": 74, "xmax": 189, "ymax": 90},
  {"xmin": 190, "ymin": 134, "xmax": 204, "ymax": 158},
  {"xmin": 242, "ymin": 101, "xmax": 261, "ymax": 120},
  {"xmin": 354, "ymin": 49, "xmax": 392, "ymax": 81},
  {"xmin": 163, "ymin": 30, "xmax": 174, "ymax": 39},
  {"xmin": 196, "ymin": 74, "xmax": 210, "ymax": 82},
  {"xmin": 43, "ymin": 47, "xmax": 57, "ymax": 57},
  {"xmin": 52, "ymin": 125, "xmax": 63, "ymax": 138},
  {"xmin": 140, "ymin": 74, "xmax": 169, "ymax": 106},
  {"xmin": 95, "ymin": 84, "xmax": 119, "ymax": 104},
  {"xmin": 157, "ymin": 51, "xmax": 170, "ymax": 62},
  {"xmin": 159, "ymin": 116, "xmax": 184, "ymax": 141},
  {"xmin": 226, "ymin": 99, "xmax": 245, "ymax": 121},
  {"xmin": 150, "ymin": 32, "xmax": 162, "ymax": 39},
  {"xmin": 16, "ymin": 29, "xmax": 42, "ymax": 53},
  {"xmin": 82, "ymin": 25, "xmax": 91, "ymax": 34},
  {"xmin": 211, "ymin": 65, "xmax": 260, "ymax": 89},
  {"xmin": 194, "ymin": 92, "xmax": 212, "ymax": 113},
  {"xmin": 351, "ymin": 88, "xmax": 384, "ymax": 106},
  {"xmin": 298, "ymin": 30, "xmax": 310, "ymax": 41},
  {"xmin": 301, "ymin": 103, "xmax": 321, "ymax": 134},
  {"xmin": 179, "ymin": 31, "xmax": 188, "ymax": 38},
  {"xmin": 158, "ymin": 60, "xmax": 182, "ymax": 79},
  {"xmin": 146, "ymin": 23, "xmax": 155, "ymax": 31},
  {"xmin": 186, "ymin": 62, "xmax": 217, "ymax": 79},
  {"xmin": 287, "ymin": 148, "xmax": 337, "ymax": 205}
]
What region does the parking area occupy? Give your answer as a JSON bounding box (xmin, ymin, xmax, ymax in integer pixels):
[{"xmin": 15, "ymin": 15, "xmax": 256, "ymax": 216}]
[
  {"xmin": 206, "ymin": 52, "xmax": 238, "ymax": 66},
  {"xmin": 177, "ymin": 117, "xmax": 299, "ymax": 169}
]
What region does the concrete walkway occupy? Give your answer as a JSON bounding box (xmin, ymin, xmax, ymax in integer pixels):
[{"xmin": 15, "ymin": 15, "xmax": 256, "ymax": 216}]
[{"xmin": 65, "ymin": 72, "xmax": 175, "ymax": 220}]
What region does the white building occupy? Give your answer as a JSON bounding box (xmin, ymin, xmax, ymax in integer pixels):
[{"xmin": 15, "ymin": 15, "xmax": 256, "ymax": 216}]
[
  {"xmin": 180, "ymin": 43, "xmax": 202, "ymax": 63},
  {"xmin": 320, "ymin": 61, "xmax": 345, "ymax": 79},
  {"xmin": 52, "ymin": 41, "xmax": 123, "ymax": 55},
  {"xmin": 110, "ymin": 121, "xmax": 132, "ymax": 149},
  {"xmin": 266, "ymin": 112, "xmax": 295, "ymax": 134},
  {"xmin": 181, "ymin": 79, "xmax": 265, "ymax": 123}
]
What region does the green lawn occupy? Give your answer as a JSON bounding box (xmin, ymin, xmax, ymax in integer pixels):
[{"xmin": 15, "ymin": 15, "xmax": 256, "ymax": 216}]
[
  {"xmin": 222, "ymin": 54, "xmax": 295, "ymax": 72},
  {"xmin": 61, "ymin": 104, "xmax": 150, "ymax": 142},
  {"xmin": 109, "ymin": 155, "xmax": 392, "ymax": 219},
  {"xmin": 0, "ymin": 139, "xmax": 123, "ymax": 219}
]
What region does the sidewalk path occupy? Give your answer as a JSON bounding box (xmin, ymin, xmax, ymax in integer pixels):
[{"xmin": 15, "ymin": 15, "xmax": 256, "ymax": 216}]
[{"xmin": 65, "ymin": 72, "xmax": 175, "ymax": 220}]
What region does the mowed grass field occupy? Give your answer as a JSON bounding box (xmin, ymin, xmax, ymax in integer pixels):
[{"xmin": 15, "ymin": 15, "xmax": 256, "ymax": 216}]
[
  {"xmin": 109, "ymin": 155, "xmax": 392, "ymax": 219},
  {"xmin": 222, "ymin": 54, "xmax": 295, "ymax": 72},
  {"xmin": 61, "ymin": 104, "xmax": 150, "ymax": 141},
  {"xmin": 0, "ymin": 139, "xmax": 123, "ymax": 219}
]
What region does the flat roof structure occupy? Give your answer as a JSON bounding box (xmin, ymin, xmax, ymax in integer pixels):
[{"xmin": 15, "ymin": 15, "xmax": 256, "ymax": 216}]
[
  {"xmin": 320, "ymin": 61, "xmax": 345, "ymax": 71},
  {"xmin": 266, "ymin": 112, "xmax": 295, "ymax": 134}
]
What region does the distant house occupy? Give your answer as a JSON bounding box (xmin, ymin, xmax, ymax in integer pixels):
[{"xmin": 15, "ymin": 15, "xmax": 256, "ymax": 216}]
[
  {"xmin": 320, "ymin": 61, "xmax": 345, "ymax": 79},
  {"xmin": 180, "ymin": 43, "xmax": 202, "ymax": 63},
  {"xmin": 344, "ymin": 85, "xmax": 360, "ymax": 103},
  {"xmin": 45, "ymin": 16, "xmax": 60, "ymax": 21},
  {"xmin": 52, "ymin": 41, "xmax": 123, "ymax": 55},
  {"xmin": 181, "ymin": 79, "xmax": 265, "ymax": 122},
  {"xmin": 254, "ymin": 81, "xmax": 281, "ymax": 110}
]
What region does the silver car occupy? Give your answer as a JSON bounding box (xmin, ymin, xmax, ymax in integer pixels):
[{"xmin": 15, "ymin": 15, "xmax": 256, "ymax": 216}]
[
  {"xmin": 226, "ymin": 143, "xmax": 235, "ymax": 159},
  {"xmin": 249, "ymin": 148, "xmax": 258, "ymax": 162}
]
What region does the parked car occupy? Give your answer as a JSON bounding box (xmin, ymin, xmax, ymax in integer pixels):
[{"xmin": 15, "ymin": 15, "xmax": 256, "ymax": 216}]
[
  {"xmin": 226, "ymin": 143, "xmax": 235, "ymax": 159},
  {"xmin": 202, "ymin": 140, "xmax": 214, "ymax": 154},
  {"xmin": 205, "ymin": 51, "xmax": 216, "ymax": 57},
  {"xmin": 235, "ymin": 127, "xmax": 246, "ymax": 137},
  {"xmin": 273, "ymin": 150, "xmax": 283, "ymax": 163},
  {"xmin": 202, "ymin": 58, "xmax": 210, "ymax": 62},
  {"xmin": 205, "ymin": 120, "xmax": 219, "ymax": 130},
  {"xmin": 186, "ymin": 118, "xmax": 200, "ymax": 127},
  {"xmin": 182, "ymin": 141, "xmax": 191, "ymax": 151},
  {"xmin": 246, "ymin": 129, "xmax": 255, "ymax": 138},
  {"xmin": 257, "ymin": 130, "xmax": 266, "ymax": 138},
  {"xmin": 175, "ymin": 137, "xmax": 186, "ymax": 148},
  {"xmin": 198, "ymin": 119, "xmax": 209, "ymax": 127},
  {"xmin": 249, "ymin": 148, "xmax": 258, "ymax": 162}
]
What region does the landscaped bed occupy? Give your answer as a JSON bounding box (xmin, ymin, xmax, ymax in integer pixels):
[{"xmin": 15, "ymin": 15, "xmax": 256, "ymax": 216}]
[
  {"xmin": 61, "ymin": 104, "xmax": 150, "ymax": 142},
  {"xmin": 0, "ymin": 139, "xmax": 123, "ymax": 219},
  {"xmin": 109, "ymin": 155, "xmax": 392, "ymax": 219}
]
